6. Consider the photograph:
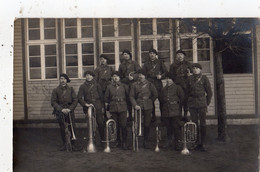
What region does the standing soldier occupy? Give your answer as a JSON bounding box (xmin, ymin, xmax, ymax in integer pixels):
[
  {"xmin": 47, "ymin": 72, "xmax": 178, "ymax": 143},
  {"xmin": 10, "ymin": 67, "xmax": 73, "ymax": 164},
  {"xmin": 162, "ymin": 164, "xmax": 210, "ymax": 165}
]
[
  {"xmin": 104, "ymin": 71, "xmax": 129, "ymax": 150},
  {"xmin": 78, "ymin": 71, "xmax": 105, "ymax": 147},
  {"xmin": 169, "ymin": 50, "xmax": 192, "ymax": 121},
  {"xmin": 94, "ymin": 54, "xmax": 114, "ymax": 95},
  {"xmin": 119, "ymin": 50, "xmax": 141, "ymax": 121},
  {"xmin": 143, "ymin": 49, "xmax": 168, "ymax": 122},
  {"xmin": 51, "ymin": 73, "xmax": 78, "ymax": 151},
  {"xmin": 187, "ymin": 63, "xmax": 212, "ymax": 152},
  {"xmin": 129, "ymin": 69, "xmax": 158, "ymax": 148},
  {"xmin": 161, "ymin": 72, "xmax": 185, "ymax": 150}
]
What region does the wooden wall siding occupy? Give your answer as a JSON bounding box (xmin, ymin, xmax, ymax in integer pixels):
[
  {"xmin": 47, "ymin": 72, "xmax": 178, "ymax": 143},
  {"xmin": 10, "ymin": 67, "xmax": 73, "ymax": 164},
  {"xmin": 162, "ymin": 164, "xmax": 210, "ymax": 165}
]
[
  {"xmin": 256, "ymin": 25, "xmax": 260, "ymax": 116},
  {"xmin": 224, "ymin": 74, "xmax": 255, "ymax": 115},
  {"xmin": 13, "ymin": 19, "xmax": 25, "ymax": 120}
]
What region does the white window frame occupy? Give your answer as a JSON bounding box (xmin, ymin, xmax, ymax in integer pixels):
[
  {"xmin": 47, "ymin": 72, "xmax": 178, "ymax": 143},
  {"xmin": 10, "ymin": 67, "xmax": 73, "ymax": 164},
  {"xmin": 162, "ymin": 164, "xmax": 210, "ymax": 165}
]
[
  {"xmin": 176, "ymin": 19, "xmax": 213, "ymax": 74},
  {"xmin": 25, "ymin": 18, "xmax": 58, "ymax": 81},
  {"xmin": 138, "ymin": 18, "xmax": 174, "ymax": 66},
  {"xmin": 62, "ymin": 19, "xmax": 96, "ymax": 79},
  {"xmin": 99, "ymin": 18, "xmax": 135, "ymax": 70}
]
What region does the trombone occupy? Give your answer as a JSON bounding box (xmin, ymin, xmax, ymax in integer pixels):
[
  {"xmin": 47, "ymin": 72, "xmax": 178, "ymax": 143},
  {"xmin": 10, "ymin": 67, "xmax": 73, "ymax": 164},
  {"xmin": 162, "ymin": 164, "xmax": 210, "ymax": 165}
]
[
  {"xmin": 132, "ymin": 109, "xmax": 142, "ymax": 152},
  {"xmin": 85, "ymin": 104, "xmax": 97, "ymax": 153},
  {"xmin": 104, "ymin": 118, "xmax": 117, "ymax": 153},
  {"xmin": 68, "ymin": 112, "xmax": 76, "ymax": 141}
]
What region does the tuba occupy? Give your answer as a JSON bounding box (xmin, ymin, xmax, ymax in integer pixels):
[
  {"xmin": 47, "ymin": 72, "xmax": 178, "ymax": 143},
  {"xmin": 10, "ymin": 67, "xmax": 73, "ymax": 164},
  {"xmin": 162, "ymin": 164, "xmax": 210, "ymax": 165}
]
[
  {"xmin": 85, "ymin": 104, "xmax": 97, "ymax": 153},
  {"xmin": 104, "ymin": 118, "xmax": 117, "ymax": 153},
  {"xmin": 132, "ymin": 109, "xmax": 142, "ymax": 152},
  {"xmin": 154, "ymin": 126, "xmax": 161, "ymax": 152},
  {"xmin": 181, "ymin": 121, "xmax": 197, "ymax": 155}
]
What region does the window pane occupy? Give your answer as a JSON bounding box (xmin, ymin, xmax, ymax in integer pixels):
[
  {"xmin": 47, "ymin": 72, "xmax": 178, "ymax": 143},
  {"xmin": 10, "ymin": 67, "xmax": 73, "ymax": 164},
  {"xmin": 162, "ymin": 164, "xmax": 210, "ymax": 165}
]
[
  {"xmin": 158, "ymin": 52, "xmax": 170, "ymax": 62},
  {"xmin": 65, "ymin": 19, "xmax": 77, "ymax": 26},
  {"xmin": 66, "ymin": 56, "xmax": 78, "ymax": 66},
  {"xmin": 82, "ymin": 66, "xmax": 94, "ymax": 76},
  {"xmin": 44, "ymin": 19, "xmax": 55, "ymax": 27},
  {"xmin": 102, "ymin": 26, "xmax": 114, "ymax": 37},
  {"xmin": 140, "ymin": 19, "xmax": 153, "ymax": 35},
  {"xmin": 141, "ymin": 52, "xmax": 149, "ymax": 63},
  {"xmin": 158, "ymin": 40, "xmax": 170, "ymax": 63},
  {"xmin": 158, "ymin": 40, "xmax": 170, "ymax": 50},
  {"xmin": 81, "ymin": 19, "xmax": 93, "ymax": 26},
  {"xmin": 82, "ymin": 55, "xmax": 94, "ymax": 65},
  {"xmin": 45, "ymin": 45, "xmax": 56, "ymax": 55},
  {"xmin": 199, "ymin": 61, "xmax": 210, "ymax": 73},
  {"xmin": 179, "ymin": 19, "xmax": 193, "ymax": 34},
  {"xmin": 66, "ymin": 67, "xmax": 78, "ymax": 78},
  {"xmin": 65, "ymin": 44, "xmax": 77, "ymax": 54},
  {"xmin": 119, "ymin": 19, "xmax": 131, "ymax": 36},
  {"xmin": 28, "ymin": 19, "xmax": 40, "ymax": 28},
  {"xmin": 196, "ymin": 19, "xmax": 209, "ymax": 33},
  {"xmin": 157, "ymin": 19, "xmax": 169, "ymax": 34},
  {"xmin": 141, "ymin": 40, "xmax": 153, "ymax": 62},
  {"xmin": 102, "ymin": 19, "xmax": 114, "ymax": 25},
  {"xmin": 46, "ymin": 68, "xmax": 57, "ymax": 78},
  {"xmin": 65, "ymin": 28, "xmax": 77, "ymax": 38},
  {"xmin": 103, "ymin": 42, "xmax": 114, "ymax": 53},
  {"xmin": 29, "ymin": 30, "xmax": 40, "ymax": 40},
  {"xmin": 197, "ymin": 38, "xmax": 209, "ymax": 49},
  {"xmin": 45, "ymin": 56, "xmax": 57, "ymax": 67},
  {"xmin": 82, "ymin": 27, "xmax": 93, "ymax": 38},
  {"xmin": 30, "ymin": 69, "xmax": 41, "ymax": 79},
  {"xmin": 44, "ymin": 29, "xmax": 56, "ymax": 39},
  {"xmin": 106, "ymin": 54, "xmax": 115, "ymax": 65},
  {"xmin": 29, "ymin": 45, "xmax": 40, "ymax": 56},
  {"xmin": 30, "ymin": 57, "xmax": 41, "ymax": 67},
  {"xmin": 180, "ymin": 38, "xmax": 192, "ymax": 49},
  {"xmin": 82, "ymin": 43, "xmax": 94, "ymax": 54},
  {"xmin": 119, "ymin": 41, "xmax": 132, "ymax": 52},
  {"xmin": 198, "ymin": 50, "xmax": 210, "ymax": 61}
]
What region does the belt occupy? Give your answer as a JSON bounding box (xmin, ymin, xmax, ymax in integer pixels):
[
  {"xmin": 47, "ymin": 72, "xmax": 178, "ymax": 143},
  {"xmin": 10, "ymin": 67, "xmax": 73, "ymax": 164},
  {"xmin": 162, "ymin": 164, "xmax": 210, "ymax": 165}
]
[
  {"xmin": 138, "ymin": 97, "xmax": 150, "ymax": 100},
  {"xmin": 112, "ymin": 98, "xmax": 125, "ymax": 102}
]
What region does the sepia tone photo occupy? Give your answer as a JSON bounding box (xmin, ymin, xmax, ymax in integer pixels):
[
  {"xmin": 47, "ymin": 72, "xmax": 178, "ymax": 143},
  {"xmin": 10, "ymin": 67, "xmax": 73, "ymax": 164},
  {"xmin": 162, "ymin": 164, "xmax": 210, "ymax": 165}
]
[{"xmin": 13, "ymin": 18, "xmax": 259, "ymax": 171}]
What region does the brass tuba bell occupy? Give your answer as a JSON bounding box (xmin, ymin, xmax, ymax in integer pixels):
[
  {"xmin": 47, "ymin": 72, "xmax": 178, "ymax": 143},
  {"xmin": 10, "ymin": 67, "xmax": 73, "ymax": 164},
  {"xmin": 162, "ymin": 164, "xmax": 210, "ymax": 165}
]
[
  {"xmin": 85, "ymin": 104, "xmax": 97, "ymax": 153},
  {"xmin": 181, "ymin": 121, "xmax": 197, "ymax": 155},
  {"xmin": 104, "ymin": 118, "xmax": 117, "ymax": 153}
]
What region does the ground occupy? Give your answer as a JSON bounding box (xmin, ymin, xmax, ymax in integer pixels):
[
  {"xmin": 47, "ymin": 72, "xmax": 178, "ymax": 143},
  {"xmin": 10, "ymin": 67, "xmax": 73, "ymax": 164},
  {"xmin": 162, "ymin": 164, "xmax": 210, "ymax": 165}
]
[{"xmin": 13, "ymin": 124, "xmax": 259, "ymax": 172}]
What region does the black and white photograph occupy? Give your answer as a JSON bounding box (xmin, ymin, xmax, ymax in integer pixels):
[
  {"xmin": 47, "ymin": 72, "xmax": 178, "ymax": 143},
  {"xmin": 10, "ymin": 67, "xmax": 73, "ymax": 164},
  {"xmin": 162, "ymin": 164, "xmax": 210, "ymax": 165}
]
[{"xmin": 1, "ymin": 1, "xmax": 259, "ymax": 172}]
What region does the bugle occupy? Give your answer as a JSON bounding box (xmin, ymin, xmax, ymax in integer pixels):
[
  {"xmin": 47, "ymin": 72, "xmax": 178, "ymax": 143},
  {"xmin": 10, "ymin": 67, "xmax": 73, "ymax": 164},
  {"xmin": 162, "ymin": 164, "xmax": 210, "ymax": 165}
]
[
  {"xmin": 181, "ymin": 121, "xmax": 197, "ymax": 155},
  {"xmin": 104, "ymin": 118, "xmax": 117, "ymax": 153},
  {"xmin": 68, "ymin": 112, "xmax": 76, "ymax": 141},
  {"xmin": 154, "ymin": 126, "xmax": 161, "ymax": 152},
  {"xmin": 132, "ymin": 109, "xmax": 142, "ymax": 152},
  {"xmin": 85, "ymin": 104, "xmax": 97, "ymax": 153}
]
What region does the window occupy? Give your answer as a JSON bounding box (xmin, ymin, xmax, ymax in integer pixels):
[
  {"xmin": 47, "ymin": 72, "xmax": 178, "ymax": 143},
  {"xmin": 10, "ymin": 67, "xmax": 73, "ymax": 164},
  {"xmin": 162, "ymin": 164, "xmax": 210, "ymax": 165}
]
[
  {"xmin": 176, "ymin": 19, "xmax": 212, "ymax": 73},
  {"xmin": 100, "ymin": 18, "xmax": 134, "ymax": 70},
  {"xmin": 139, "ymin": 19, "xmax": 173, "ymax": 67},
  {"xmin": 26, "ymin": 18, "xmax": 58, "ymax": 80}
]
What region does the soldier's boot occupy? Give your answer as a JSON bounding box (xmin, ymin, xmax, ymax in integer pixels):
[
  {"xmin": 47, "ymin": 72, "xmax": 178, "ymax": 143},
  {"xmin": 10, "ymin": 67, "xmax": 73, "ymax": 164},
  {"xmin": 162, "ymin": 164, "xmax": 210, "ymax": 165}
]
[
  {"xmin": 98, "ymin": 126, "xmax": 105, "ymax": 147},
  {"xmin": 143, "ymin": 127, "xmax": 151, "ymax": 149},
  {"xmin": 116, "ymin": 128, "xmax": 121, "ymax": 148},
  {"xmin": 122, "ymin": 128, "xmax": 128, "ymax": 150},
  {"xmin": 199, "ymin": 126, "xmax": 207, "ymax": 152}
]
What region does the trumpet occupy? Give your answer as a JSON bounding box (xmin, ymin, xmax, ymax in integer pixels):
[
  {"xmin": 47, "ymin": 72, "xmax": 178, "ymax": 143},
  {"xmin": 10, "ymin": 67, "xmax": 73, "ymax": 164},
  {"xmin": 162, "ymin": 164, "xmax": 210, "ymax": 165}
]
[
  {"xmin": 181, "ymin": 121, "xmax": 197, "ymax": 155},
  {"xmin": 104, "ymin": 118, "xmax": 117, "ymax": 153},
  {"xmin": 68, "ymin": 112, "xmax": 76, "ymax": 141},
  {"xmin": 132, "ymin": 109, "xmax": 142, "ymax": 152},
  {"xmin": 154, "ymin": 126, "xmax": 161, "ymax": 152},
  {"xmin": 85, "ymin": 104, "xmax": 97, "ymax": 153}
]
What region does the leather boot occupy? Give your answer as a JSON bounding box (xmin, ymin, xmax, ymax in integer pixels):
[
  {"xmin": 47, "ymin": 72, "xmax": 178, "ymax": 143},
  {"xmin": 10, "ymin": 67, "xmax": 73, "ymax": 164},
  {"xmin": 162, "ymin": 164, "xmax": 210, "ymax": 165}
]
[{"xmin": 122, "ymin": 128, "xmax": 128, "ymax": 150}]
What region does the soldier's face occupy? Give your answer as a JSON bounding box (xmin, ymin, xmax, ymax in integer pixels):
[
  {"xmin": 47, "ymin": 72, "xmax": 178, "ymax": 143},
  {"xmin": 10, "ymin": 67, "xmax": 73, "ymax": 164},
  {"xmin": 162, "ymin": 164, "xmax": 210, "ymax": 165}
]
[
  {"xmin": 100, "ymin": 57, "xmax": 107, "ymax": 65},
  {"xmin": 112, "ymin": 75, "xmax": 120, "ymax": 82},
  {"xmin": 166, "ymin": 78, "xmax": 173, "ymax": 85},
  {"xmin": 192, "ymin": 67, "xmax": 201, "ymax": 74},
  {"xmin": 85, "ymin": 74, "xmax": 94, "ymax": 81},
  {"xmin": 60, "ymin": 76, "xmax": 67, "ymax": 86},
  {"xmin": 138, "ymin": 73, "xmax": 145, "ymax": 81},
  {"xmin": 149, "ymin": 52, "xmax": 157, "ymax": 60},
  {"xmin": 176, "ymin": 53, "xmax": 185, "ymax": 62},
  {"xmin": 123, "ymin": 53, "xmax": 131, "ymax": 60}
]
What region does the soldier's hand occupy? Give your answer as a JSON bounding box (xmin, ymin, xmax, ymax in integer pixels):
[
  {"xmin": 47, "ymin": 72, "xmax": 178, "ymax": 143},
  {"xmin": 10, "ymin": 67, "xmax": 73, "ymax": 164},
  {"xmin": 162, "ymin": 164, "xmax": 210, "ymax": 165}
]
[
  {"xmin": 85, "ymin": 103, "xmax": 91, "ymax": 107},
  {"xmin": 106, "ymin": 111, "xmax": 112, "ymax": 119},
  {"xmin": 128, "ymin": 75, "xmax": 134, "ymax": 81},
  {"xmin": 135, "ymin": 105, "xmax": 141, "ymax": 110},
  {"xmin": 61, "ymin": 109, "xmax": 67, "ymax": 114},
  {"xmin": 156, "ymin": 74, "xmax": 162, "ymax": 80}
]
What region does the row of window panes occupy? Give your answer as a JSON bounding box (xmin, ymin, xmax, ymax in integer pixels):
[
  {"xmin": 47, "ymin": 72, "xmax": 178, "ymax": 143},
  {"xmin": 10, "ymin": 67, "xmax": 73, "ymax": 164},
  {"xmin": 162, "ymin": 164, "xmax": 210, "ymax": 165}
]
[{"xmin": 28, "ymin": 19, "xmax": 56, "ymax": 40}]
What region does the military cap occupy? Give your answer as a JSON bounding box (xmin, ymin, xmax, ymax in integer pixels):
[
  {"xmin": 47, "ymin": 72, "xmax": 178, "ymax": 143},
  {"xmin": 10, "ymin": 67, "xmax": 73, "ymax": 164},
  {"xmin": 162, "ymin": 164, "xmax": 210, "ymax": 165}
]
[
  {"xmin": 176, "ymin": 50, "xmax": 186, "ymax": 56},
  {"xmin": 99, "ymin": 54, "xmax": 109, "ymax": 61},
  {"xmin": 149, "ymin": 48, "xmax": 158, "ymax": 55},
  {"xmin": 112, "ymin": 71, "xmax": 122, "ymax": 78},
  {"xmin": 84, "ymin": 70, "xmax": 95, "ymax": 77},
  {"xmin": 60, "ymin": 73, "xmax": 71, "ymax": 83},
  {"xmin": 192, "ymin": 63, "xmax": 202, "ymax": 69},
  {"xmin": 122, "ymin": 49, "xmax": 132, "ymax": 58}
]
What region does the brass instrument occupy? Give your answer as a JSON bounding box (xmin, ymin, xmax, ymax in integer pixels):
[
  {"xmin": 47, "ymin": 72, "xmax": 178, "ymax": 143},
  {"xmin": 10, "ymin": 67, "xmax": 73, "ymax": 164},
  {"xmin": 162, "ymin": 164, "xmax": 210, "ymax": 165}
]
[
  {"xmin": 181, "ymin": 121, "xmax": 197, "ymax": 155},
  {"xmin": 132, "ymin": 109, "xmax": 142, "ymax": 152},
  {"xmin": 154, "ymin": 126, "xmax": 161, "ymax": 152},
  {"xmin": 104, "ymin": 118, "xmax": 117, "ymax": 153},
  {"xmin": 61, "ymin": 112, "xmax": 72, "ymax": 152},
  {"xmin": 85, "ymin": 104, "xmax": 97, "ymax": 153},
  {"xmin": 68, "ymin": 112, "xmax": 76, "ymax": 141}
]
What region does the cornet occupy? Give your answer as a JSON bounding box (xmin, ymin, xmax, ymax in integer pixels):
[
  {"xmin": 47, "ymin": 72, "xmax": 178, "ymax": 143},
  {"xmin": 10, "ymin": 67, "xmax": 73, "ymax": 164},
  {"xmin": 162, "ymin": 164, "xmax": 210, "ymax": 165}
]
[
  {"xmin": 132, "ymin": 109, "xmax": 142, "ymax": 152},
  {"xmin": 85, "ymin": 104, "xmax": 97, "ymax": 153},
  {"xmin": 181, "ymin": 121, "xmax": 197, "ymax": 155},
  {"xmin": 104, "ymin": 118, "xmax": 117, "ymax": 153}
]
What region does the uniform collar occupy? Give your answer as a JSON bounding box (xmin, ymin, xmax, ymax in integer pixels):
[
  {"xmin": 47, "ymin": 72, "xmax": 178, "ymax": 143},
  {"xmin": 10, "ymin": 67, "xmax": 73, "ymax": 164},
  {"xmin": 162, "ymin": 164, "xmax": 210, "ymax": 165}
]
[
  {"xmin": 138, "ymin": 79, "xmax": 148, "ymax": 85},
  {"xmin": 59, "ymin": 84, "xmax": 68, "ymax": 89},
  {"xmin": 113, "ymin": 81, "xmax": 122, "ymax": 86},
  {"xmin": 85, "ymin": 79, "xmax": 95, "ymax": 85}
]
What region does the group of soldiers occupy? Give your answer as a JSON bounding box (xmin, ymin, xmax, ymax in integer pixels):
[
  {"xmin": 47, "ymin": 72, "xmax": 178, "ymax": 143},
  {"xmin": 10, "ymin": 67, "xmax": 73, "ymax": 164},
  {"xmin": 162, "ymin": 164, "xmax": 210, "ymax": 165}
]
[{"xmin": 51, "ymin": 48, "xmax": 212, "ymax": 152}]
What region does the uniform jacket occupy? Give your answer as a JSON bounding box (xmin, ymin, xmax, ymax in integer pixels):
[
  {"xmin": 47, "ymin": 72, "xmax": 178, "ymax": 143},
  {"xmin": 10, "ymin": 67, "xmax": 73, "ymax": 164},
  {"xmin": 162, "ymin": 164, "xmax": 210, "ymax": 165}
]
[
  {"xmin": 187, "ymin": 74, "xmax": 213, "ymax": 108},
  {"xmin": 104, "ymin": 81, "xmax": 129, "ymax": 113},
  {"xmin": 161, "ymin": 83, "xmax": 185, "ymax": 117},
  {"xmin": 51, "ymin": 85, "xmax": 78, "ymax": 112},
  {"xmin": 129, "ymin": 79, "xmax": 158, "ymax": 110},
  {"xmin": 119, "ymin": 59, "xmax": 141, "ymax": 85},
  {"xmin": 77, "ymin": 80, "xmax": 104, "ymax": 114},
  {"xmin": 94, "ymin": 64, "xmax": 114, "ymax": 92},
  {"xmin": 169, "ymin": 60, "xmax": 192, "ymax": 89},
  {"xmin": 143, "ymin": 59, "xmax": 168, "ymax": 90}
]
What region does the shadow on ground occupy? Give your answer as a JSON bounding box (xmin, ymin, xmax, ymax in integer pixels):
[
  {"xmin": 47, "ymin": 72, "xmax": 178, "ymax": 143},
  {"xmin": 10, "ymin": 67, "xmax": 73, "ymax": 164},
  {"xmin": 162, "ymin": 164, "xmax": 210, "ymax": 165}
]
[{"xmin": 13, "ymin": 125, "xmax": 259, "ymax": 172}]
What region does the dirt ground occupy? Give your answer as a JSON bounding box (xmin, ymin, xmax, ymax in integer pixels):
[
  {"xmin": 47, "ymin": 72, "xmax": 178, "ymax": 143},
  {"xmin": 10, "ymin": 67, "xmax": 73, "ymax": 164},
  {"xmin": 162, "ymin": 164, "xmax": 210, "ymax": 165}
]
[{"xmin": 13, "ymin": 124, "xmax": 259, "ymax": 172}]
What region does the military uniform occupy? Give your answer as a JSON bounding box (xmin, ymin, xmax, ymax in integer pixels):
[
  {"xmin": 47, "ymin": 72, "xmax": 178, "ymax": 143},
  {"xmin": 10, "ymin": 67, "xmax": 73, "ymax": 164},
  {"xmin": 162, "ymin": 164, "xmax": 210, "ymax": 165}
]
[
  {"xmin": 187, "ymin": 72, "xmax": 212, "ymax": 149},
  {"xmin": 78, "ymin": 79, "xmax": 105, "ymax": 143},
  {"xmin": 161, "ymin": 82, "xmax": 185, "ymax": 149},
  {"xmin": 51, "ymin": 84, "xmax": 78, "ymax": 148},
  {"xmin": 119, "ymin": 59, "xmax": 141, "ymax": 121},
  {"xmin": 94, "ymin": 64, "xmax": 114, "ymax": 94},
  {"xmin": 129, "ymin": 79, "xmax": 158, "ymax": 147},
  {"xmin": 104, "ymin": 81, "xmax": 129, "ymax": 149},
  {"xmin": 143, "ymin": 58, "xmax": 168, "ymax": 120},
  {"xmin": 169, "ymin": 60, "xmax": 192, "ymax": 119}
]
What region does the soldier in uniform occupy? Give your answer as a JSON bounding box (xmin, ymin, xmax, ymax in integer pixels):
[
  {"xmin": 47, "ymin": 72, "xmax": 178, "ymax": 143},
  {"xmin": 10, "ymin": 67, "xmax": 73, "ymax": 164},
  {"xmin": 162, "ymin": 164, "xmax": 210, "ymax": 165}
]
[
  {"xmin": 51, "ymin": 73, "xmax": 78, "ymax": 151},
  {"xmin": 169, "ymin": 50, "xmax": 192, "ymax": 121},
  {"xmin": 187, "ymin": 63, "xmax": 212, "ymax": 152},
  {"xmin": 94, "ymin": 54, "xmax": 114, "ymax": 95},
  {"xmin": 119, "ymin": 50, "xmax": 141, "ymax": 121},
  {"xmin": 104, "ymin": 71, "xmax": 129, "ymax": 150},
  {"xmin": 129, "ymin": 69, "xmax": 158, "ymax": 148},
  {"xmin": 143, "ymin": 49, "xmax": 168, "ymax": 122},
  {"xmin": 78, "ymin": 71, "xmax": 105, "ymax": 146},
  {"xmin": 161, "ymin": 72, "xmax": 185, "ymax": 150}
]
